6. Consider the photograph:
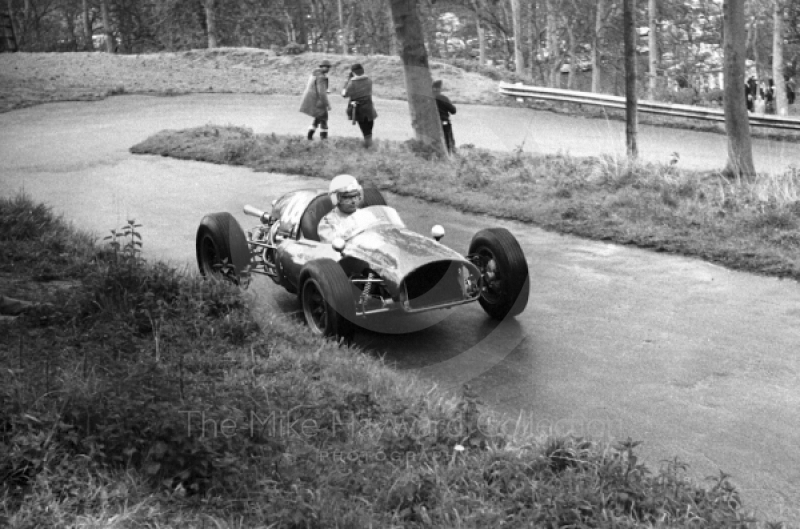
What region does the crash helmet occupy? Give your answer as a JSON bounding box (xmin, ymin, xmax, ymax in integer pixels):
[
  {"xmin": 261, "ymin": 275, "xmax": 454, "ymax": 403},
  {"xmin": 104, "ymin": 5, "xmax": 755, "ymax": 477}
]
[{"xmin": 328, "ymin": 174, "xmax": 362, "ymax": 206}]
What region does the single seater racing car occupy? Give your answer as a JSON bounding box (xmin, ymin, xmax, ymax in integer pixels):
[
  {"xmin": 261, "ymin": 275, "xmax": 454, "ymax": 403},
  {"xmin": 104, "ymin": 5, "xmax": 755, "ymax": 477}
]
[{"xmin": 195, "ymin": 187, "xmax": 529, "ymax": 338}]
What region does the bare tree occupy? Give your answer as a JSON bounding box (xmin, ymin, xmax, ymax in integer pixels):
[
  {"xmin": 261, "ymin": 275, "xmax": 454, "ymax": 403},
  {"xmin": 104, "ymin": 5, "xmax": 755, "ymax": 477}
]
[
  {"xmin": 591, "ymin": 0, "xmax": 606, "ymax": 92},
  {"xmin": 100, "ymin": 0, "xmax": 113, "ymax": 52},
  {"xmin": 389, "ymin": 0, "xmax": 447, "ymax": 157},
  {"xmin": 471, "ymin": 0, "xmax": 486, "ymax": 65},
  {"xmin": 204, "ymin": 0, "xmax": 217, "ymax": 48},
  {"xmin": 772, "ymin": 0, "xmax": 788, "ymax": 115},
  {"xmin": 510, "ymin": 0, "xmax": 523, "ymax": 75},
  {"xmin": 623, "ymin": 0, "xmax": 637, "ymax": 158},
  {"xmin": 723, "ymin": 0, "xmax": 756, "ymax": 178},
  {"xmin": 337, "ymin": 0, "xmax": 347, "ymax": 54},
  {"xmin": 647, "ymin": 0, "xmax": 657, "ymax": 99},
  {"xmin": 81, "ymin": 0, "xmax": 92, "ymax": 50},
  {"xmin": 546, "ymin": 0, "xmax": 561, "ymax": 87},
  {"xmin": 527, "ymin": 0, "xmax": 539, "ymax": 79}
]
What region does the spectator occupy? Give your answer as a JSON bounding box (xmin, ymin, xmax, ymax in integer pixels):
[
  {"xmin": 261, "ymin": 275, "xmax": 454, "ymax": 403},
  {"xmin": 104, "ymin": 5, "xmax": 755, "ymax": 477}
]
[
  {"xmin": 432, "ymin": 80, "xmax": 457, "ymax": 154},
  {"xmin": 342, "ymin": 63, "xmax": 378, "ymax": 148},
  {"xmin": 788, "ymin": 77, "xmax": 796, "ymax": 106},
  {"xmin": 759, "ymin": 79, "xmax": 775, "ymax": 113},
  {"xmin": 299, "ymin": 59, "xmax": 332, "ymax": 140}
]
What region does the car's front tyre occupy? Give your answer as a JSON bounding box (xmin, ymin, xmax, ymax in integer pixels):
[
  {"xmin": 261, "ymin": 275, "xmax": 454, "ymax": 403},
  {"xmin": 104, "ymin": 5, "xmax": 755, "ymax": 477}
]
[
  {"xmin": 469, "ymin": 228, "xmax": 530, "ymax": 320},
  {"xmin": 196, "ymin": 212, "xmax": 251, "ymax": 284},
  {"xmin": 299, "ymin": 259, "xmax": 356, "ymax": 340}
]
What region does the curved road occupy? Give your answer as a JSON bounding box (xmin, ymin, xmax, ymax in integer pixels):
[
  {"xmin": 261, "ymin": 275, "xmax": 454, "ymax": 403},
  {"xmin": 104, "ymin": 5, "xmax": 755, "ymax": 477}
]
[{"xmin": 2, "ymin": 94, "xmax": 800, "ymax": 524}]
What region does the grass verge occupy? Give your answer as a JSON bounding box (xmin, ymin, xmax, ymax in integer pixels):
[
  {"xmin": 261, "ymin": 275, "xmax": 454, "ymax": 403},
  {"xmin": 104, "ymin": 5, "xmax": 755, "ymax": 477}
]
[
  {"xmin": 131, "ymin": 125, "xmax": 800, "ymax": 282},
  {"xmin": 1, "ymin": 194, "xmax": 787, "ymax": 527}
]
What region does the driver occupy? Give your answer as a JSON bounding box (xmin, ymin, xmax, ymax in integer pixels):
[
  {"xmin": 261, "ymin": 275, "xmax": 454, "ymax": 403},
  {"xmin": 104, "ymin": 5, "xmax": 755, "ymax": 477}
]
[{"xmin": 318, "ymin": 174, "xmax": 363, "ymax": 243}]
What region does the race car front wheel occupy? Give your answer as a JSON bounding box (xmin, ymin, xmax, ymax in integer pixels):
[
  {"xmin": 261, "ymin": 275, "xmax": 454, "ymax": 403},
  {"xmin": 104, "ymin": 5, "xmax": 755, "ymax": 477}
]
[
  {"xmin": 196, "ymin": 212, "xmax": 251, "ymax": 284},
  {"xmin": 300, "ymin": 259, "xmax": 356, "ymax": 341},
  {"xmin": 469, "ymin": 228, "xmax": 530, "ymax": 320}
]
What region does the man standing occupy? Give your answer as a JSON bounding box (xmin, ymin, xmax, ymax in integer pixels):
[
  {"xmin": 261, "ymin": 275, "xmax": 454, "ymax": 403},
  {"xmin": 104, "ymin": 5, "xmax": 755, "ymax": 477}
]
[
  {"xmin": 342, "ymin": 63, "xmax": 378, "ymax": 148},
  {"xmin": 432, "ymin": 80, "xmax": 457, "ymax": 154},
  {"xmin": 300, "ymin": 59, "xmax": 332, "ymax": 140}
]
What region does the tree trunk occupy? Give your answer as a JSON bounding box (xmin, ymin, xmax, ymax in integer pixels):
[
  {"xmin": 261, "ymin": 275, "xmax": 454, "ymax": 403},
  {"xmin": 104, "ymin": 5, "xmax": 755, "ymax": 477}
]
[
  {"xmin": 565, "ymin": 22, "xmax": 576, "ymax": 89},
  {"xmin": 623, "ymin": 0, "xmax": 637, "ymax": 158},
  {"xmin": 751, "ymin": 13, "xmax": 761, "ymax": 85},
  {"xmin": 772, "ymin": 0, "xmax": 788, "ymax": 116},
  {"xmin": 82, "ymin": 0, "xmax": 92, "ymax": 51},
  {"xmin": 338, "ymin": 0, "xmax": 347, "ymax": 54},
  {"xmin": 5, "ymin": 0, "xmax": 15, "ymax": 48},
  {"xmin": 204, "ymin": 0, "xmax": 217, "ymax": 48},
  {"xmin": 499, "ymin": 0, "xmax": 512, "ymax": 66},
  {"xmin": 477, "ymin": 16, "xmax": 486, "ymax": 65},
  {"xmin": 389, "ymin": 3, "xmax": 399, "ymax": 55},
  {"xmin": 389, "ymin": 0, "xmax": 447, "ymax": 158},
  {"xmin": 510, "ymin": 0, "xmax": 523, "ymax": 75},
  {"xmin": 546, "ymin": 0, "xmax": 560, "ymax": 87},
  {"xmin": 648, "ymin": 0, "xmax": 657, "ymax": 100},
  {"xmin": 421, "ymin": 0, "xmax": 438, "ymax": 58},
  {"xmin": 63, "ymin": 6, "xmax": 76, "ymax": 51},
  {"xmin": 722, "ymin": 0, "xmax": 755, "ymax": 179},
  {"xmin": 294, "ymin": 0, "xmax": 307, "ymax": 48},
  {"xmin": 100, "ymin": 0, "xmax": 114, "ymax": 52},
  {"xmin": 115, "ymin": 3, "xmax": 128, "ymax": 54},
  {"xmin": 527, "ymin": 1, "xmax": 538, "ymax": 79},
  {"xmin": 591, "ymin": 0, "xmax": 606, "ymax": 92}
]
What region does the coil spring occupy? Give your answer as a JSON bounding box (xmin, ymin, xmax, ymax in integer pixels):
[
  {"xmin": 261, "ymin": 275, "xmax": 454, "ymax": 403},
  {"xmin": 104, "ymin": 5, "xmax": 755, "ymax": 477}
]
[{"xmin": 360, "ymin": 272, "xmax": 376, "ymax": 303}]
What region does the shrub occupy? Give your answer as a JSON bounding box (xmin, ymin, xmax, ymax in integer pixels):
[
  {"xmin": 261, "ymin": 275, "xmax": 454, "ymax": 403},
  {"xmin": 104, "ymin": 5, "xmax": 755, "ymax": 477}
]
[{"xmin": 282, "ymin": 42, "xmax": 305, "ymax": 55}]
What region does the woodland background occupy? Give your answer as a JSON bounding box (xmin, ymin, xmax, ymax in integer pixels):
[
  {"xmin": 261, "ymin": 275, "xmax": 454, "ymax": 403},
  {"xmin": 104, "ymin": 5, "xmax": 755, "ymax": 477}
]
[{"xmin": 4, "ymin": 0, "xmax": 800, "ymax": 102}]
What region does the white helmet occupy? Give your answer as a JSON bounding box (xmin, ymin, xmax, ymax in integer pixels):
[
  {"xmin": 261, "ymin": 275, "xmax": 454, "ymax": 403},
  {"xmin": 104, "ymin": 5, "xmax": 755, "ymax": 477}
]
[{"xmin": 328, "ymin": 174, "xmax": 362, "ymax": 206}]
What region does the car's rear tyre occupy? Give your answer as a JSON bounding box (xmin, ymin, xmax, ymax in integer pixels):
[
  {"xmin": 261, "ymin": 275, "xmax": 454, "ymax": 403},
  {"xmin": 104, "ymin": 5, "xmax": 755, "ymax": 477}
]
[
  {"xmin": 361, "ymin": 185, "xmax": 387, "ymax": 207},
  {"xmin": 300, "ymin": 259, "xmax": 356, "ymax": 340},
  {"xmin": 196, "ymin": 212, "xmax": 251, "ymax": 284},
  {"xmin": 469, "ymin": 228, "xmax": 529, "ymax": 320}
]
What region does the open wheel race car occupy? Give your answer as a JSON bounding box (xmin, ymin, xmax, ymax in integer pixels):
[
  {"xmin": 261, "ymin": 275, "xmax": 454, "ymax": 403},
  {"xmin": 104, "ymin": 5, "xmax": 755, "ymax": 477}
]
[{"xmin": 195, "ymin": 186, "xmax": 530, "ymax": 339}]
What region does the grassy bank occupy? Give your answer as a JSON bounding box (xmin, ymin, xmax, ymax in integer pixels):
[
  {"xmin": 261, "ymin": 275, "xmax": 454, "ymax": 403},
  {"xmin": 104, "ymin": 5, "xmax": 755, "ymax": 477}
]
[
  {"xmin": 2, "ymin": 49, "xmax": 798, "ymax": 143},
  {"xmin": 131, "ymin": 126, "xmax": 800, "ymax": 282},
  {"xmin": 1, "ymin": 195, "xmax": 780, "ymax": 527},
  {"xmin": 0, "ymin": 50, "xmax": 504, "ymax": 113}
]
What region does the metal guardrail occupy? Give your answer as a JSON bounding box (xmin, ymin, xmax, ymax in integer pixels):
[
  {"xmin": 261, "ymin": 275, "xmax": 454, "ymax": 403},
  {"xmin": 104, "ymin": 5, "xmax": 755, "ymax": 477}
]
[{"xmin": 499, "ymin": 82, "xmax": 800, "ymax": 131}]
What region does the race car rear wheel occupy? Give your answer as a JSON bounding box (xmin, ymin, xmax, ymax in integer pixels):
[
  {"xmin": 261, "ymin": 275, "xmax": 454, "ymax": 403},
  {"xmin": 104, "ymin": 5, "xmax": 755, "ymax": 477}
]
[
  {"xmin": 300, "ymin": 259, "xmax": 356, "ymax": 340},
  {"xmin": 469, "ymin": 228, "xmax": 529, "ymax": 320},
  {"xmin": 361, "ymin": 185, "xmax": 387, "ymax": 207},
  {"xmin": 196, "ymin": 212, "xmax": 251, "ymax": 284}
]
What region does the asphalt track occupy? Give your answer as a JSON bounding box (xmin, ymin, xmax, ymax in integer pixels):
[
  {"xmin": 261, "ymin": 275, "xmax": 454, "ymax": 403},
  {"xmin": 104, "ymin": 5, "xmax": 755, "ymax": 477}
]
[{"xmin": 2, "ymin": 94, "xmax": 800, "ymax": 523}]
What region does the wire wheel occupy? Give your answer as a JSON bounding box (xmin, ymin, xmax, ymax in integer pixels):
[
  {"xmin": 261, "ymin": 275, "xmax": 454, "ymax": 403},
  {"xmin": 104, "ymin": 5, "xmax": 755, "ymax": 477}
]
[
  {"xmin": 195, "ymin": 212, "xmax": 251, "ymax": 285},
  {"xmin": 468, "ymin": 228, "xmax": 530, "ymax": 320},
  {"xmin": 302, "ymin": 278, "xmax": 330, "ymax": 335},
  {"xmin": 299, "ymin": 259, "xmax": 356, "ymax": 340}
]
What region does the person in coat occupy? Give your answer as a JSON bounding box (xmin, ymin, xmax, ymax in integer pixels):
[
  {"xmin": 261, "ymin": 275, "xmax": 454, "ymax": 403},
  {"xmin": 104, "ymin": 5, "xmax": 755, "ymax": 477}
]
[
  {"xmin": 432, "ymin": 79, "xmax": 457, "ymax": 154},
  {"xmin": 342, "ymin": 63, "xmax": 378, "ymax": 148},
  {"xmin": 300, "ymin": 59, "xmax": 332, "ymax": 140}
]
